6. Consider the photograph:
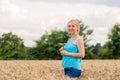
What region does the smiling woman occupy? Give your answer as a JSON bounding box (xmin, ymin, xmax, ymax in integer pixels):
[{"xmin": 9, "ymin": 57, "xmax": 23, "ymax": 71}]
[{"xmin": 59, "ymin": 19, "xmax": 85, "ymax": 78}]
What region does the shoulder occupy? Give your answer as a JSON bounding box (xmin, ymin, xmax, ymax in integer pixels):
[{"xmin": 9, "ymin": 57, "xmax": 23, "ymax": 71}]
[
  {"xmin": 77, "ymin": 35, "xmax": 83, "ymax": 41},
  {"xmin": 76, "ymin": 36, "xmax": 84, "ymax": 45}
]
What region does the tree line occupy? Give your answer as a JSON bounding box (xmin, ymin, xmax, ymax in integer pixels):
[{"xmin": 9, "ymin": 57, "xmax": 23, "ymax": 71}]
[{"xmin": 0, "ymin": 20, "xmax": 120, "ymax": 60}]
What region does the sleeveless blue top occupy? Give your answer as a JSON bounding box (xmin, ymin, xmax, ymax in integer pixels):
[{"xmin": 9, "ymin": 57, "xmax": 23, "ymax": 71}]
[{"xmin": 62, "ymin": 38, "xmax": 82, "ymax": 70}]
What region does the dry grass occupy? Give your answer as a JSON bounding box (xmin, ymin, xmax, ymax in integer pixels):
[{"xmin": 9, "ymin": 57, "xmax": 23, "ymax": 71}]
[{"xmin": 0, "ymin": 60, "xmax": 120, "ymax": 80}]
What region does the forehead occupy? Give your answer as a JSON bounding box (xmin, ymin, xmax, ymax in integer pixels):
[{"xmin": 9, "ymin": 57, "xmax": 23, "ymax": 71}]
[{"xmin": 68, "ymin": 21, "xmax": 78, "ymax": 26}]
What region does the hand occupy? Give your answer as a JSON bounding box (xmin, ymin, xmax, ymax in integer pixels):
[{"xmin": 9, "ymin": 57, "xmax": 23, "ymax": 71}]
[
  {"xmin": 59, "ymin": 47, "xmax": 71, "ymax": 56},
  {"xmin": 59, "ymin": 47, "xmax": 64, "ymax": 51},
  {"xmin": 60, "ymin": 50, "xmax": 68, "ymax": 55}
]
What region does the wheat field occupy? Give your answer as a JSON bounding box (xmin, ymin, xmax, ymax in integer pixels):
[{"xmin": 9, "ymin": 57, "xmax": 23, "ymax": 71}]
[{"xmin": 0, "ymin": 60, "xmax": 120, "ymax": 80}]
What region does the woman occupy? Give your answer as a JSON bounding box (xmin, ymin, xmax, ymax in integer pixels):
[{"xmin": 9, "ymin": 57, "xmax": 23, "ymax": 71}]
[{"xmin": 59, "ymin": 19, "xmax": 85, "ymax": 78}]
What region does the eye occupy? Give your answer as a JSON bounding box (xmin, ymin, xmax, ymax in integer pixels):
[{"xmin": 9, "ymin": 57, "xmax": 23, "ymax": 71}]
[
  {"xmin": 68, "ymin": 25, "xmax": 71, "ymax": 27},
  {"xmin": 72, "ymin": 25, "xmax": 75, "ymax": 27}
]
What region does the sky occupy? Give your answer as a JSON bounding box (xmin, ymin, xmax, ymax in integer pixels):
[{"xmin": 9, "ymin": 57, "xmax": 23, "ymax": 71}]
[{"xmin": 0, "ymin": 0, "xmax": 120, "ymax": 47}]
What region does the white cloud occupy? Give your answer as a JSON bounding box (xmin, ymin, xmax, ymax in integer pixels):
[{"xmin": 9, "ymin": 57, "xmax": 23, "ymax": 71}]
[
  {"xmin": 0, "ymin": 0, "xmax": 26, "ymax": 15},
  {"xmin": 0, "ymin": 0, "xmax": 120, "ymax": 47},
  {"xmin": 0, "ymin": 0, "xmax": 27, "ymax": 24},
  {"xmin": 28, "ymin": 0, "xmax": 120, "ymax": 7}
]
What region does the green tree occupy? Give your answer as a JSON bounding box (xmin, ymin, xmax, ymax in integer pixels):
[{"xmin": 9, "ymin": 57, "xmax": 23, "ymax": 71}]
[
  {"xmin": 92, "ymin": 43, "xmax": 102, "ymax": 54},
  {"xmin": 29, "ymin": 30, "xmax": 68, "ymax": 59},
  {"xmin": 104, "ymin": 23, "xmax": 120, "ymax": 58},
  {"xmin": 0, "ymin": 32, "xmax": 25, "ymax": 59}
]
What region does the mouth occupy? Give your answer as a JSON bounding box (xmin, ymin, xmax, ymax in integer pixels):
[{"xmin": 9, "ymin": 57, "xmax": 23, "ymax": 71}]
[{"xmin": 69, "ymin": 29, "xmax": 74, "ymax": 32}]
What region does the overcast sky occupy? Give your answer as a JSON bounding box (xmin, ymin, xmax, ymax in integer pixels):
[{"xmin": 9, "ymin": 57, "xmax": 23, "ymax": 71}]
[{"xmin": 0, "ymin": 0, "xmax": 120, "ymax": 47}]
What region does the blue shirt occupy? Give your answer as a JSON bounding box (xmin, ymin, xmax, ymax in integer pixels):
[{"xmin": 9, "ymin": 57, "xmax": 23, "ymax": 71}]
[{"xmin": 62, "ymin": 39, "xmax": 82, "ymax": 70}]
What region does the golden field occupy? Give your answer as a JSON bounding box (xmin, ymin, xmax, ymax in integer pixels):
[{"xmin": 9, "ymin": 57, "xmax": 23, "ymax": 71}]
[{"xmin": 0, "ymin": 60, "xmax": 120, "ymax": 80}]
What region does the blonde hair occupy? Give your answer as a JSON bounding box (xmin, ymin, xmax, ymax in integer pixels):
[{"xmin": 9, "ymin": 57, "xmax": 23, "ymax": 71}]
[{"xmin": 67, "ymin": 19, "xmax": 80, "ymax": 33}]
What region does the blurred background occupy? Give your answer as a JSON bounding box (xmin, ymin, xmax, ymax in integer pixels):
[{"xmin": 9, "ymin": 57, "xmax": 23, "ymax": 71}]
[{"xmin": 0, "ymin": 0, "xmax": 120, "ymax": 60}]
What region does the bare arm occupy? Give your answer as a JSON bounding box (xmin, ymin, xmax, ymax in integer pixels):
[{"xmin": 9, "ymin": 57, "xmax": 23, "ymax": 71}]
[{"xmin": 71, "ymin": 37, "xmax": 85, "ymax": 58}]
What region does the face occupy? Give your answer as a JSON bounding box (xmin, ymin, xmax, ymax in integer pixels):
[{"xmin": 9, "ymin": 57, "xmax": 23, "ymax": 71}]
[{"xmin": 67, "ymin": 22, "xmax": 78, "ymax": 35}]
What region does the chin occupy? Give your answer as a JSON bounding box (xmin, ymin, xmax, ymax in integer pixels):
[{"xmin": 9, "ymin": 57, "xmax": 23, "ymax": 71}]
[{"xmin": 69, "ymin": 33, "xmax": 74, "ymax": 35}]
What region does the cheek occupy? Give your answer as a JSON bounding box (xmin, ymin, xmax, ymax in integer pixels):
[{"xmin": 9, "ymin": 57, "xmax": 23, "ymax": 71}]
[
  {"xmin": 74, "ymin": 27, "xmax": 78, "ymax": 31},
  {"xmin": 67, "ymin": 28, "xmax": 69, "ymax": 31},
  {"xmin": 67, "ymin": 27, "xmax": 71, "ymax": 31}
]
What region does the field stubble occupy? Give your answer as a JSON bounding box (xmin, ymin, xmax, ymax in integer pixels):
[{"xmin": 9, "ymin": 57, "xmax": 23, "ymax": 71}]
[{"xmin": 0, "ymin": 60, "xmax": 120, "ymax": 80}]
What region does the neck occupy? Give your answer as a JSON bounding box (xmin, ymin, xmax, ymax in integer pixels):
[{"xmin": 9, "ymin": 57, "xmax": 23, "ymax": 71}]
[{"xmin": 70, "ymin": 33, "xmax": 78, "ymax": 38}]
